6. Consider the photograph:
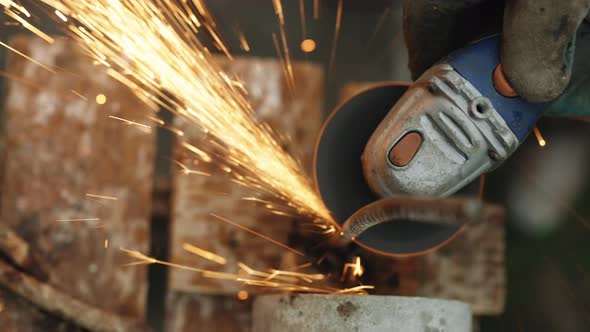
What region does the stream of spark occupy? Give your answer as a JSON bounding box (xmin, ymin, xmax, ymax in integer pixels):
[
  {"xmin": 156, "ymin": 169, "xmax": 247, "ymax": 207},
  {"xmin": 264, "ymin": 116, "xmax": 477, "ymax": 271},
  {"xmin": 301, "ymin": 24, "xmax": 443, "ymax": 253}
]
[
  {"xmin": 18, "ymin": 0, "xmax": 334, "ymax": 227},
  {"xmin": 121, "ymin": 247, "xmax": 373, "ymax": 294}
]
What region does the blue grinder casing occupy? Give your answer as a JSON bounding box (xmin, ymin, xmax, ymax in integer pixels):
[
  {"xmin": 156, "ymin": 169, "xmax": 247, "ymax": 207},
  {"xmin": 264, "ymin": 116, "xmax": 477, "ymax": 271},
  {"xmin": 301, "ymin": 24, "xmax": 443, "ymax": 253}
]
[{"xmin": 445, "ymin": 35, "xmax": 545, "ymax": 141}]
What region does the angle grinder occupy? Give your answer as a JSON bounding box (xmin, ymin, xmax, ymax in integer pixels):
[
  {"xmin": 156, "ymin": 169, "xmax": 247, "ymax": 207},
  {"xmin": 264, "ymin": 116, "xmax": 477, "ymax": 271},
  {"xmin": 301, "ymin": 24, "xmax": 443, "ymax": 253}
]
[{"xmin": 314, "ymin": 33, "xmax": 589, "ymax": 257}]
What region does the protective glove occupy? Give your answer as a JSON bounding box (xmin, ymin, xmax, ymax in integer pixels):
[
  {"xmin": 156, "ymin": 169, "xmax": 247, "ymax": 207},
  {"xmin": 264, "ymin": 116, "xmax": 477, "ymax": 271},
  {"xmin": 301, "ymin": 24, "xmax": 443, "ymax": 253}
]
[{"xmin": 403, "ymin": 0, "xmax": 590, "ymax": 116}]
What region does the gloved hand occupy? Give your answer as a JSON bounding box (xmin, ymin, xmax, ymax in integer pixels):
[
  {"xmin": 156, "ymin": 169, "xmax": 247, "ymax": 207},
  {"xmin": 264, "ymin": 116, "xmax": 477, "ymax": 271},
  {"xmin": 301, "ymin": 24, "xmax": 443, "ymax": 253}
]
[{"xmin": 403, "ymin": 0, "xmax": 590, "ymax": 104}]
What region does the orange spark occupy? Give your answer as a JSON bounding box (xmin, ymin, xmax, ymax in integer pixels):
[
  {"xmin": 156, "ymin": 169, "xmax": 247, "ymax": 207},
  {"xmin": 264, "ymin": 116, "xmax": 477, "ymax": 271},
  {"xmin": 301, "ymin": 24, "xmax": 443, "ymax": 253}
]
[
  {"xmin": 109, "ymin": 116, "xmax": 152, "ymax": 132},
  {"xmin": 313, "ymin": 0, "xmax": 319, "ymax": 20},
  {"xmin": 85, "ymin": 193, "xmax": 118, "ymax": 201},
  {"xmin": 367, "ymin": 7, "xmax": 391, "ymax": 47},
  {"xmin": 56, "ymin": 218, "xmax": 100, "ymax": 222},
  {"xmin": 55, "ymin": 9, "xmax": 68, "ymax": 22},
  {"xmin": 147, "ymin": 116, "xmax": 165, "ymax": 125},
  {"xmin": 71, "ymin": 90, "xmax": 88, "ymax": 100},
  {"xmin": 95, "ymin": 94, "xmax": 107, "ymax": 104},
  {"xmin": 0, "ymin": 41, "xmax": 55, "ymax": 72},
  {"xmin": 478, "ymin": 175, "xmax": 486, "ymax": 203},
  {"xmin": 235, "ymin": 27, "xmax": 251, "ymax": 52},
  {"xmin": 272, "ymin": 0, "xmax": 296, "ymax": 91},
  {"xmin": 272, "ymin": 32, "xmax": 293, "ymax": 94},
  {"xmin": 328, "ymin": 0, "xmax": 343, "ymax": 74},
  {"xmin": 162, "ymin": 125, "xmax": 184, "ymax": 137},
  {"xmin": 237, "ymin": 290, "xmax": 249, "ymax": 301},
  {"xmin": 182, "ymin": 243, "xmax": 227, "ymax": 265},
  {"xmin": 340, "ymin": 256, "xmax": 364, "ymax": 282},
  {"xmin": 299, "ymin": 0, "xmax": 307, "ymax": 40},
  {"xmin": 104, "ymin": 239, "xmax": 109, "ymax": 248},
  {"xmin": 533, "ymin": 126, "xmax": 546, "ymax": 147},
  {"xmin": 300, "ymin": 39, "xmax": 316, "ymax": 53},
  {"xmin": 173, "ymin": 160, "xmax": 210, "ymax": 176},
  {"xmin": 181, "ymin": 142, "xmax": 213, "ymax": 163}
]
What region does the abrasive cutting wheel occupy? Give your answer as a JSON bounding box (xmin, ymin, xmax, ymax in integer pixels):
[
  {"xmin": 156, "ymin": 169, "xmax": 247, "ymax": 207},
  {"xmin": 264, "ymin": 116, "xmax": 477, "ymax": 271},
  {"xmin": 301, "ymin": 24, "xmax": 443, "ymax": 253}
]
[{"xmin": 313, "ymin": 83, "xmax": 464, "ymax": 257}]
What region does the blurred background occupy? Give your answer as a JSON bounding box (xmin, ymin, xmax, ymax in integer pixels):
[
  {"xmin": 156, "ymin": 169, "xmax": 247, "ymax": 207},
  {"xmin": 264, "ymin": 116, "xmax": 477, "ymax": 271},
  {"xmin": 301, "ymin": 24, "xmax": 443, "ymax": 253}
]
[{"xmin": 0, "ymin": 1, "xmax": 589, "ymax": 331}]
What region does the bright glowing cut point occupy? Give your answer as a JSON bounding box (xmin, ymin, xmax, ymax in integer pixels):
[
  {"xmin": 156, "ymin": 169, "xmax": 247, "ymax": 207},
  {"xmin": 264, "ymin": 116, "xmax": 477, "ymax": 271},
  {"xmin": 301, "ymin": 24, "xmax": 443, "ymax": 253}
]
[
  {"xmin": 237, "ymin": 290, "xmax": 249, "ymax": 301},
  {"xmin": 96, "ymin": 94, "xmax": 107, "ymax": 104},
  {"xmin": 300, "ymin": 38, "xmax": 316, "ymax": 53}
]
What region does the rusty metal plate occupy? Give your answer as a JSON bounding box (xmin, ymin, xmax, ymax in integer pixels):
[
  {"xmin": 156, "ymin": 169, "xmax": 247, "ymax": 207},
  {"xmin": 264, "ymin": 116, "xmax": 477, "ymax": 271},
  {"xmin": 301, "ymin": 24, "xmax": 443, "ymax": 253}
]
[{"xmin": 0, "ymin": 35, "xmax": 154, "ymax": 318}]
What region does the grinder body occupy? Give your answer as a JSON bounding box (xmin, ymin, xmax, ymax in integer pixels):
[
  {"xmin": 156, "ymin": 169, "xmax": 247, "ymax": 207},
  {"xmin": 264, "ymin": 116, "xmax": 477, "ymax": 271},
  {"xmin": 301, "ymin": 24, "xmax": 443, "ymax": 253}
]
[{"xmin": 362, "ymin": 35, "xmax": 543, "ymax": 198}]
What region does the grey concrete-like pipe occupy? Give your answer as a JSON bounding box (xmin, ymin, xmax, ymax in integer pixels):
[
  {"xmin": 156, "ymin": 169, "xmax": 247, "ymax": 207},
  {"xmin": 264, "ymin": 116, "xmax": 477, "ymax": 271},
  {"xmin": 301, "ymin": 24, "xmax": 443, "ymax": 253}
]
[{"xmin": 254, "ymin": 294, "xmax": 471, "ymax": 332}]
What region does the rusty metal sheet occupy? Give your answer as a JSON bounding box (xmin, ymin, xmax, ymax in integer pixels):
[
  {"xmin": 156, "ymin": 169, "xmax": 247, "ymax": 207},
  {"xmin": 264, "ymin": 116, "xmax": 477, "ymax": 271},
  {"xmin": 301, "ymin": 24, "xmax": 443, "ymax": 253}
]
[
  {"xmin": 0, "ymin": 35, "xmax": 154, "ymax": 318},
  {"xmin": 360, "ymin": 201, "xmax": 505, "ymax": 315},
  {"xmin": 168, "ymin": 57, "xmax": 324, "ymax": 294},
  {"xmin": 165, "ymin": 292, "xmax": 251, "ymax": 332},
  {"xmin": 416, "ymin": 206, "xmax": 506, "ymax": 315}
]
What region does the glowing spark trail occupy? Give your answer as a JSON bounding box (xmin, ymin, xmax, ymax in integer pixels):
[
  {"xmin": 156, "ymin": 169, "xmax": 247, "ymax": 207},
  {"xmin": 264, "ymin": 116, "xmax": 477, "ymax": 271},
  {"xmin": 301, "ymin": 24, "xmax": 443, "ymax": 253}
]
[
  {"xmin": 0, "ymin": 41, "xmax": 55, "ymax": 73},
  {"xmin": 313, "ymin": 0, "xmax": 319, "ymax": 20},
  {"xmin": 299, "ymin": 0, "xmax": 307, "ymax": 40},
  {"xmin": 85, "ymin": 193, "xmax": 118, "ymax": 201},
  {"xmin": 272, "ymin": 0, "xmax": 296, "ymax": 92},
  {"xmin": 533, "ymin": 126, "xmax": 546, "ymax": 147},
  {"xmin": 235, "ymin": 26, "xmax": 251, "ymax": 52},
  {"xmin": 56, "ymin": 218, "xmax": 100, "ymax": 222},
  {"xmin": 108, "ymin": 116, "xmax": 152, "ymax": 132},
  {"xmin": 272, "ymin": 32, "xmax": 293, "ymax": 93},
  {"xmin": 71, "ymin": 90, "xmax": 87, "ymax": 100},
  {"xmin": 329, "ymin": 0, "xmax": 343, "ymax": 74},
  {"xmin": 182, "ymin": 243, "xmax": 227, "ymax": 265},
  {"xmin": 367, "ymin": 7, "xmax": 391, "ymax": 47},
  {"xmin": 121, "ymin": 248, "xmax": 372, "ymax": 294},
  {"xmin": 173, "ymin": 160, "xmax": 210, "ymax": 176}
]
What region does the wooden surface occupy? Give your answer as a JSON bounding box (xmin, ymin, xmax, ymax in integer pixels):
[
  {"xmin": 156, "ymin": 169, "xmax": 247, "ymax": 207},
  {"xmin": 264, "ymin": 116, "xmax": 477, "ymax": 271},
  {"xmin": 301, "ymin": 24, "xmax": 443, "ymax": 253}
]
[
  {"xmin": 0, "ymin": 35, "xmax": 154, "ymax": 319},
  {"xmin": 168, "ymin": 57, "xmax": 324, "ymax": 295}
]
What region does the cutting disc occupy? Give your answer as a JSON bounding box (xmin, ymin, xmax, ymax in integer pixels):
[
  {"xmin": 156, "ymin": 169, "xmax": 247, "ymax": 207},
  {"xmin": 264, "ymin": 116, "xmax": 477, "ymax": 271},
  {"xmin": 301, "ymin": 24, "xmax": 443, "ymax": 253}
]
[{"xmin": 314, "ymin": 82, "xmax": 462, "ymax": 257}]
